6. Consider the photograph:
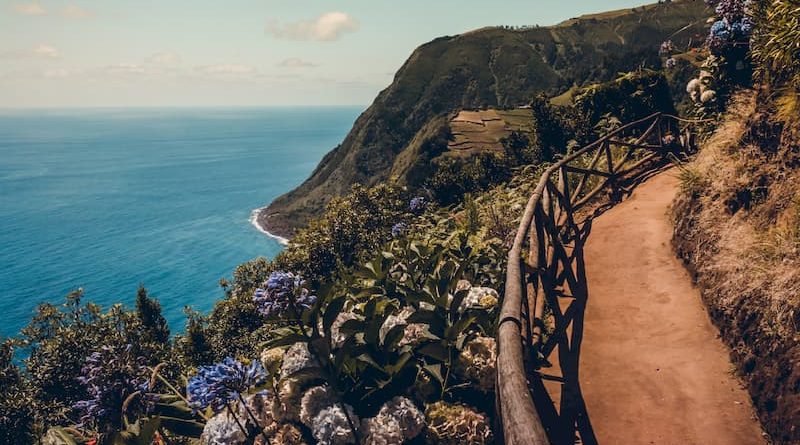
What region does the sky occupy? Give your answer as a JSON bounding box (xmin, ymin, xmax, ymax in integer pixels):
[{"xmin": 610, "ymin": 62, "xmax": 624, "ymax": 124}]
[{"xmin": 0, "ymin": 0, "xmax": 653, "ymax": 108}]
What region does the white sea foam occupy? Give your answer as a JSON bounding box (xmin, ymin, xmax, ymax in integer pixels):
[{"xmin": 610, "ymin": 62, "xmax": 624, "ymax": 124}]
[{"xmin": 250, "ymin": 207, "xmax": 289, "ymax": 245}]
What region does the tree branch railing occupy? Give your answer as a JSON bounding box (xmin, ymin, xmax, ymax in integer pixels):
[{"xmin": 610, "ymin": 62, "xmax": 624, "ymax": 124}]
[{"xmin": 496, "ymin": 112, "xmax": 695, "ymax": 445}]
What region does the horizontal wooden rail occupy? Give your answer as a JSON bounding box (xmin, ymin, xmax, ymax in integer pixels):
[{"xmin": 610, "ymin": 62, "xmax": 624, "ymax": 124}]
[{"xmin": 496, "ymin": 113, "xmax": 695, "ymax": 444}]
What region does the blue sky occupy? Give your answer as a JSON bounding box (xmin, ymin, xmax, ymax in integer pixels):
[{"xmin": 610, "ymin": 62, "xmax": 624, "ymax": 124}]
[{"xmin": 1, "ymin": 0, "xmax": 652, "ymax": 107}]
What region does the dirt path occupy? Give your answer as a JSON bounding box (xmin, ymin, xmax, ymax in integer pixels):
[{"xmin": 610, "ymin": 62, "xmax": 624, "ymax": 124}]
[{"xmin": 580, "ymin": 169, "xmax": 765, "ymax": 445}]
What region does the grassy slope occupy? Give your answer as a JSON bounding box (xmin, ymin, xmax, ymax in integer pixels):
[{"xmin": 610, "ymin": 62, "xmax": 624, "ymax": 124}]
[
  {"xmin": 261, "ymin": 0, "xmax": 709, "ymax": 237},
  {"xmin": 672, "ymin": 91, "xmax": 800, "ymax": 444}
]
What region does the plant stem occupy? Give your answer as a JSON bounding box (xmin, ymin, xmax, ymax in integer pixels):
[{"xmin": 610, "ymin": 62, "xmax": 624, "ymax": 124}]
[
  {"xmin": 225, "ymin": 402, "xmax": 249, "ymax": 438},
  {"xmin": 238, "ymin": 393, "xmax": 272, "ymax": 445},
  {"xmin": 288, "ymin": 291, "xmax": 361, "ymax": 444},
  {"xmin": 147, "ymin": 367, "xmax": 209, "ymax": 421}
]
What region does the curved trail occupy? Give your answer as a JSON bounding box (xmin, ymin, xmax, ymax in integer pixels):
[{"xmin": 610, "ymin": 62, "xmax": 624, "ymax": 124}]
[{"xmin": 579, "ymin": 169, "xmax": 765, "ymax": 444}]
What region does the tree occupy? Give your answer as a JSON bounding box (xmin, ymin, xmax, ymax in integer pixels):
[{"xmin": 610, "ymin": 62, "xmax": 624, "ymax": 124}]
[{"xmin": 135, "ymin": 284, "xmax": 170, "ymax": 344}]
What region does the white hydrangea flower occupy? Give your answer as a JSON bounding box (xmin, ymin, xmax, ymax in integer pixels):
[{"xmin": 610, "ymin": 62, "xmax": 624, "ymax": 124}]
[
  {"xmin": 425, "ymin": 401, "xmax": 493, "ymax": 444},
  {"xmin": 201, "ymin": 410, "xmax": 248, "ymax": 445},
  {"xmin": 686, "ymin": 78, "xmax": 702, "ymax": 95},
  {"xmin": 260, "ymin": 347, "xmax": 285, "ymax": 374},
  {"xmin": 330, "ymin": 311, "xmax": 359, "ymax": 348},
  {"xmin": 377, "ymin": 396, "xmax": 426, "ymax": 439},
  {"xmin": 459, "ymin": 287, "xmax": 499, "ymax": 312},
  {"xmin": 299, "ymin": 385, "xmax": 338, "ymax": 425},
  {"xmin": 361, "ymin": 414, "xmax": 403, "ymax": 445},
  {"xmin": 310, "ymin": 404, "xmax": 358, "ymax": 445},
  {"xmin": 456, "ymin": 335, "xmax": 497, "ymax": 393},
  {"xmin": 258, "ymin": 423, "xmax": 306, "ymax": 445},
  {"xmin": 243, "ymin": 391, "xmax": 276, "ymax": 430},
  {"xmin": 700, "ymin": 90, "xmax": 717, "ymax": 104},
  {"xmin": 377, "ymin": 306, "xmax": 426, "ymax": 347},
  {"xmin": 280, "ymin": 342, "xmax": 317, "ymax": 380},
  {"xmin": 272, "ymin": 378, "xmax": 303, "ymax": 422},
  {"xmin": 455, "ymin": 279, "xmax": 472, "ymax": 292}
]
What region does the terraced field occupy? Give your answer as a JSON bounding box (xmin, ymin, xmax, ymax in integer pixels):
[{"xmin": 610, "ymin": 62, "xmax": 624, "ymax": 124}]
[{"xmin": 447, "ymin": 109, "xmax": 535, "ymax": 156}]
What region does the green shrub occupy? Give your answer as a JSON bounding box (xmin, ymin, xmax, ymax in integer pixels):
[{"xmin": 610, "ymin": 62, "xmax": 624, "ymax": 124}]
[
  {"xmin": 427, "ymin": 153, "xmax": 512, "ymax": 205},
  {"xmin": 0, "ymin": 339, "xmax": 35, "ymax": 444},
  {"xmin": 16, "ymin": 289, "xmax": 174, "ymax": 428},
  {"xmin": 574, "ymin": 69, "xmax": 676, "ymax": 124},
  {"xmin": 275, "ymin": 184, "xmax": 411, "ymax": 281},
  {"xmin": 751, "ymin": 0, "xmax": 800, "ymax": 93}
]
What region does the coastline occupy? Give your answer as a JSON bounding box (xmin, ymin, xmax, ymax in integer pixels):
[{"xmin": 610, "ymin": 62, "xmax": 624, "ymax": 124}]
[{"xmin": 249, "ymin": 207, "xmax": 289, "ymax": 246}]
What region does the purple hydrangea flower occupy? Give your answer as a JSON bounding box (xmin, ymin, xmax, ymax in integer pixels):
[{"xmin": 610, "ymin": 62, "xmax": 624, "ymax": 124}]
[
  {"xmin": 391, "ymin": 222, "xmax": 408, "ymax": 238},
  {"xmin": 253, "ymin": 271, "xmax": 317, "ymax": 318},
  {"xmin": 665, "ymin": 57, "xmax": 677, "ymax": 69},
  {"xmin": 73, "ymin": 344, "xmax": 156, "ymax": 430},
  {"xmin": 409, "ymin": 197, "xmax": 426, "ymax": 213},
  {"xmin": 187, "ymin": 357, "xmax": 267, "ymax": 413},
  {"xmin": 715, "ymin": 0, "xmax": 745, "ymax": 21}
]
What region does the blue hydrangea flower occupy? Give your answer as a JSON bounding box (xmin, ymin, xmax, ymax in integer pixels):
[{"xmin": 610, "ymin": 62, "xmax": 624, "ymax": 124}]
[
  {"xmin": 391, "ymin": 222, "xmax": 408, "ymax": 238},
  {"xmin": 73, "ymin": 344, "xmax": 156, "ymax": 430},
  {"xmin": 409, "ymin": 197, "xmax": 426, "ymax": 213},
  {"xmin": 730, "ymin": 17, "xmax": 753, "ymax": 38},
  {"xmin": 710, "ymin": 20, "xmax": 731, "ymax": 40},
  {"xmin": 253, "ymin": 271, "xmax": 317, "ymax": 318},
  {"xmin": 187, "ymin": 357, "xmax": 267, "ymax": 413}
]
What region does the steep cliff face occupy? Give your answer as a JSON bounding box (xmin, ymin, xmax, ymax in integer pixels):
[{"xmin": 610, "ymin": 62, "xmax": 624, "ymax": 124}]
[{"xmin": 261, "ymin": 0, "xmax": 709, "ymax": 237}]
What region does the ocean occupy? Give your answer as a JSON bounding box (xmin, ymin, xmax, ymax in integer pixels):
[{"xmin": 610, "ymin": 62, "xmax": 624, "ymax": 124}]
[{"xmin": 0, "ymin": 106, "xmax": 362, "ymax": 338}]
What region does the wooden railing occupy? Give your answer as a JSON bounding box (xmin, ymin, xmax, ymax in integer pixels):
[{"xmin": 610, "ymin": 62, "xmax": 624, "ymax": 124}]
[{"xmin": 496, "ymin": 112, "xmax": 696, "ymax": 445}]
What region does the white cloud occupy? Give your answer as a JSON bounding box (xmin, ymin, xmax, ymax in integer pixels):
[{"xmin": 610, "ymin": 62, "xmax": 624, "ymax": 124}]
[
  {"xmin": 1, "ymin": 44, "xmax": 61, "ymax": 59},
  {"xmin": 195, "ymin": 64, "xmax": 257, "ymax": 75},
  {"xmin": 277, "ymin": 57, "xmax": 318, "ymax": 68},
  {"xmin": 145, "ymin": 52, "xmax": 182, "ymax": 66},
  {"xmin": 266, "ymin": 12, "xmax": 359, "ymax": 42},
  {"xmin": 62, "ymin": 5, "xmax": 92, "ymax": 19},
  {"xmin": 43, "ymin": 68, "xmax": 72, "ymax": 78},
  {"xmin": 11, "ymin": 2, "xmax": 47, "ymax": 16},
  {"xmin": 33, "ymin": 44, "xmax": 60, "ymax": 59}
]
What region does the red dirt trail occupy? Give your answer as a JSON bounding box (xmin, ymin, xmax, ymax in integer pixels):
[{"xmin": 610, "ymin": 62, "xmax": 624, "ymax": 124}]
[{"xmin": 580, "ymin": 169, "xmax": 766, "ymax": 445}]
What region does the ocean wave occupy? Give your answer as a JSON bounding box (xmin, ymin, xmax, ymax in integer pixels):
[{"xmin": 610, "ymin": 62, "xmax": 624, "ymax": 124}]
[{"xmin": 249, "ymin": 207, "xmax": 289, "ymax": 245}]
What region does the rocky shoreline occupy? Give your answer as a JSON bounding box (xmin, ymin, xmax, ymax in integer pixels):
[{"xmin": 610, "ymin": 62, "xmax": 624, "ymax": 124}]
[{"xmin": 249, "ymin": 206, "xmax": 290, "ymax": 245}]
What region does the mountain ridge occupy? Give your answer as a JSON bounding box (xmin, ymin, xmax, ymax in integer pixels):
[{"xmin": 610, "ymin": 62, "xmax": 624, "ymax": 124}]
[{"xmin": 259, "ymin": 0, "xmax": 710, "ymax": 238}]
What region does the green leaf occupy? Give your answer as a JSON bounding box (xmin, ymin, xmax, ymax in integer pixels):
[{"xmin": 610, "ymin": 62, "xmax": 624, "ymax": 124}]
[
  {"xmin": 385, "ymin": 351, "xmax": 413, "ymax": 375},
  {"xmin": 160, "ymin": 416, "xmax": 206, "ymax": 438},
  {"xmin": 355, "ymin": 353, "xmax": 383, "ymax": 370},
  {"xmin": 323, "ymin": 297, "xmax": 346, "ymax": 339},
  {"xmin": 44, "ymin": 428, "xmax": 78, "ymax": 445},
  {"xmin": 338, "ymin": 318, "xmax": 364, "ymax": 335},
  {"xmin": 422, "ymin": 363, "xmax": 445, "ymax": 386},
  {"xmin": 262, "ymin": 333, "xmax": 307, "ymax": 349},
  {"xmin": 449, "ymin": 288, "xmax": 469, "ymax": 319},
  {"xmin": 153, "ymin": 401, "xmax": 195, "ymax": 419},
  {"xmin": 382, "ymin": 323, "xmax": 406, "ymax": 349},
  {"xmin": 446, "ymin": 315, "xmax": 476, "ymax": 341},
  {"xmin": 417, "ymin": 342, "xmax": 449, "ymax": 362}
]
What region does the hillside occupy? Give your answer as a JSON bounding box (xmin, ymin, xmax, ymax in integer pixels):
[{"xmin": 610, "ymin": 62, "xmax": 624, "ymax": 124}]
[
  {"xmin": 673, "ymin": 91, "xmax": 800, "ymax": 443},
  {"xmin": 259, "ymin": 0, "xmax": 710, "ymax": 237}
]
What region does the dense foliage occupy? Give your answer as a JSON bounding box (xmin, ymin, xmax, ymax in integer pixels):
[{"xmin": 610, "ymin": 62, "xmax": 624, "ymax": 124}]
[{"xmin": 749, "ymin": 0, "xmax": 800, "ymax": 126}]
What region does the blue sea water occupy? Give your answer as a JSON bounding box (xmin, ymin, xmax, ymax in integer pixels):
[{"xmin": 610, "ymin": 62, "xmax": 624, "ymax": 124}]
[{"xmin": 0, "ymin": 107, "xmax": 362, "ymax": 338}]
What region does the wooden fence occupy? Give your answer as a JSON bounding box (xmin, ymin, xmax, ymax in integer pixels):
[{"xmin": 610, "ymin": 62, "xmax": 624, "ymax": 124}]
[{"xmin": 496, "ymin": 112, "xmax": 697, "ymax": 445}]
